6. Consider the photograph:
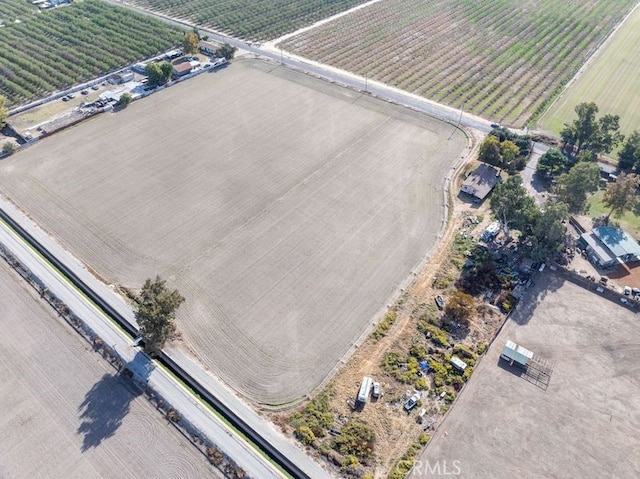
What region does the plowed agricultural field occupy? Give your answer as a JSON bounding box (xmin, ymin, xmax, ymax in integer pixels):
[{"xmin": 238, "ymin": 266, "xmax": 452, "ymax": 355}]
[
  {"xmin": 279, "ymin": 0, "xmax": 637, "ymax": 128},
  {"xmin": 0, "ymin": 60, "xmax": 466, "ymax": 405}
]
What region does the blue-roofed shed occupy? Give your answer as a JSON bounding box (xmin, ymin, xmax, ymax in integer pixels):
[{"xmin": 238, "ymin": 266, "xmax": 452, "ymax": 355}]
[{"xmin": 579, "ymin": 227, "xmax": 640, "ymax": 268}]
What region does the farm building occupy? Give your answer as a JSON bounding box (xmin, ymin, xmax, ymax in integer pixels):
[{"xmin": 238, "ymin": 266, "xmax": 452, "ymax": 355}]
[
  {"xmin": 199, "ymin": 41, "xmax": 220, "ymax": 56},
  {"xmin": 578, "ymin": 227, "xmax": 640, "ymax": 268},
  {"xmin": 460, "ymin": 163, "xmax": 501, "ymax": 201},
  {"xmin": 500, "ymin": 340, "xmax": 533, "ymax": 367},
  {"xmin": 173, "ymin": 61, "xmax": 200, "ymax": 78},
  {"xmin": 110, "ymin": 71, "xmax": 134, "ymax": 84}
]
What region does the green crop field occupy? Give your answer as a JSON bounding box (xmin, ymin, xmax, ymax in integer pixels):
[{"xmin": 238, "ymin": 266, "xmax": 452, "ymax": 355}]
[
  {"xmin": 0, "ymin": 0, "xmax": 183, "ymax": 107},
  {"xmin": 279, "ymin": 0, "xmax": 637, "ymax": 128},
  {"xmin": 128, "ymin": 0, "xmax": 370, "ymax": 41},
  {"xmin": 539, "ymin": 5, "xmax": 640, "ymax": 136}
]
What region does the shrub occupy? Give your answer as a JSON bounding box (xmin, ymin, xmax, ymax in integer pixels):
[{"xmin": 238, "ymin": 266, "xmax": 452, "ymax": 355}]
[
  {"xmin": 409, "ymin": 342, "xmax": 428, "ymax": 361},
  {"xmin": 419, "ymin": 433, "xmax": 430, "ymax": 445},
  {"xmin": 295, "ymin": 425, "xmax": 316, "ymax": 446},
  {"xmin": 421, "ymin": 324, "xmax": 449, "ymax": 348},
  {"xmin": 415, "ymin": 377, "xmax": 429, "ymax": 391},
  {"xmin": 477, "ymin": 342, "xmax": 488, "ymax": 355},
  {"xmin": 333, "ymin": 419, "xmax": 375, "ymax": 460},
  {"xmin": 372, "ymin": 311, "xmax": 397, "ymax": 341},
  {"xmin": 2, "ymin": 141, "xmax": 16, "ymax": 155},
  {"xmin": 290, "ymin": 392, "xmax": 333, "ymax": 437},
  {"xmin": 341, "ymin": 454, "xmax": 359, "ymax": 472}
]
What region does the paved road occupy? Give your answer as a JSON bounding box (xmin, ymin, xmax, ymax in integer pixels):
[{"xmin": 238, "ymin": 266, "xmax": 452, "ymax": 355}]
[
  {"xmin": 520, "ymin": 141, "xmax": 550, "ymax": 205},
  {"xmin": 105, "ymin": 0, "xmax": 494, "ymax": 133},
  {"xmin": 0, "ymin": 197, "xmax": 335, "ymax": 479}
]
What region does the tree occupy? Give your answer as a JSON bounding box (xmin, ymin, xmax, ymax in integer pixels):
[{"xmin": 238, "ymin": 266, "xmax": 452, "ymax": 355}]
[
  {"xmin": 553, "ymin": 162, "xmax": 600, "ymax": 213},
  {"xmin": 444, "ymin": 291, "xmax": 475, "ymax": 327},
  {"xmin": 619, "ymin": 130, "xmax": 640, "ymax": 171},
  {"xmin": 561, "ymin": 102, "xmax": 623, "ymax": 156},
  {"xmin": 490, "ymin": 175, "xmax": 538, "ymax": 234},
  {"xmin": 116, "ymin": 93, "xmax": 132, "ymax": 107},
  {"xmin": 145, "ymin": 61, "xmax": 173, "ymax": 86},
  {"xmin": 133, "ymin": 276, "xmax": 185, "ymax": 356},
  {"xmin": 499, "ymin": 140, "xmax": 520, "ymax": 170},
  {"xmin": 2, "ymin": 141, "xmax": 16, "ymax": 156},
  {"xmin": 602, "ymin": 172, "xmax": 639, "ymax": 223},
  {"xmin": 183, "ymin": 31, "xmax": 200, "ymax": 55},
  {"xmin": 216, "ymin": 43, "xmax": 237, "ymax": 60},
  {"xmin": 560, "ymin": 102, "xmax": 598, "ymax": 155},
  {"xmin": 478, "ymin": 135, "xmax": 501, "ymax": 166},
  {"xmin": 536, "ymin": 148, "xmax": 568, "ymax": 179},
  {"xmin": 592, "ymin": 114, "xmax": 624, "ymax": 154},
  {"xmin": 528, "ymin": 202, "xmax": 569, "ymax": 262},
  {"xmin": 0, "ymin": 94, "xmax": 7, "ymax": 128}
]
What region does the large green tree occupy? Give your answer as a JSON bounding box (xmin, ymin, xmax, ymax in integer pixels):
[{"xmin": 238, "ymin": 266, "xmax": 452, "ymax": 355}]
[
  {"xmin": 602, "ymin": 172, "xmax": 639, "ymax": 223},
  {"xmin": 479, "ymin": 135, "xmax": 501, "ymax": 166},
  {"xmin": 500, "ymin": 140, "xmax": 520, "ymax": 171},
  {"xmin": 560, "ymin": 102, "xmax": 624, "ymax": 156},
  {"xmin": 536, "ymin": 148, "xmax": 568, "ymax": 179},
  {"xmin": 618, "ymin": 130, "xmax": 640, "ymax": 171},
  {"xmin": 553, "ymin": 162, "xmax": 600, "ymax": 213},
  {"xmin": 216, "ymin": 43, "xmax": 237, "ymax": 60},
  {"xmin": 528, "ymin": 202, "xmax": 569, "ymax": 262},
  {"xmin": 145, "ymin": 61, "xmax": 173, "ymax": 86},
  {"xmin": 490, "ymin": 175, "xmax": 538, "ymax": 234},
  {"xmin": 0, "ymin": 95, "xmax": 8, "ymax": 128},
  {"xmin": 134, "ymin": 276, "xmax": 185, "ymax": 356}
]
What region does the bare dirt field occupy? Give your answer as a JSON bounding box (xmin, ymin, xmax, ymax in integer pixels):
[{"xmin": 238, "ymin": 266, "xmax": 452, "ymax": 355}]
[
  {"xmin": 412, "ymin": 273, "xmax": 640, "ymax": 479},
  {"xmin": 0, "ymin": 58, "xmax": 467, "ymax": 405},
  {"xmin": 0, "ymin": 262, "xmax": 218, "ymax": 479}
]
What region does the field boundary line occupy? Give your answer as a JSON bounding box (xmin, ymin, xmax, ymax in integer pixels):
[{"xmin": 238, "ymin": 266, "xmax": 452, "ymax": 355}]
[
  {"xmin": 536, "ymin": 1, "xmax": 640, "ymax": 129},
  {"xmin": 282, "ymin": 125, "xmax": 477, "ymax": 412}
]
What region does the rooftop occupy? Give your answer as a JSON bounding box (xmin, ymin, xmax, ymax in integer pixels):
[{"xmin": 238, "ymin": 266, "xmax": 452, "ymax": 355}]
[
  {"xmin": 460, "ymin": 163, "xmax": 501, "ymax": 200},
  {"xmin": 593, "ymin": 227, "xmax": 640, "ymax": 259}
]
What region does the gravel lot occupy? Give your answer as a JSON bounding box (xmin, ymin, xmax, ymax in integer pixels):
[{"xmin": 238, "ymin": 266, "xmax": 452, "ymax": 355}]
[
  {"xmin": 412, "ymin": 272, "xmax": 640, "ymax": 479},
  {"xmin": 0, "ymin": 262, "xmax": 218, "ymax": 479},
  {"xmin": 0, "ymin": 59, "xmax": 466, "ymax": 404}
]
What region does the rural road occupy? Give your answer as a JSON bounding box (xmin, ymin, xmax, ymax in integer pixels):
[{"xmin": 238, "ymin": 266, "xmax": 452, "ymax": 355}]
[
  {"xmin": 105, "ymin": 0, "xmax": 494, "ymax": 133},
  {"xmin": 0, "ymin": 197, "xmax": 335, "ymax": 479},
  {"xmin": 520, "ymin": 141, "xmax": 550, "ymax": 205}
]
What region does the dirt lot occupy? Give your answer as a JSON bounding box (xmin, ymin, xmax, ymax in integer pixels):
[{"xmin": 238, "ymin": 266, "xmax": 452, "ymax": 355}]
[
  {"xmin": 0, "ymin": 262, "xmax": 218, "ymax": 478},
  {"xmin": 0, "ymin": 58, "xmax": 467, "ymax": 405},
  {"xmin": 412, "ymin": 273, "xmax": 640, "ymax": 479}
]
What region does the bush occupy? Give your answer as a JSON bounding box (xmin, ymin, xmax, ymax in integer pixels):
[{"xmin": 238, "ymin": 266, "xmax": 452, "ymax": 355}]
[
  {"xmin": 477, "ymin": 342, "xmax": 488, "ymax": 355},
  {"xmin": 419, "ymin": 433, "xmax": 430, "ymax": 445},
  {"xmin": 409, "ymin": 342, "xmax": 428, "ymax": 360},
  {"xmin": 295, "ymin": 425, "xmax": 316, "ymax": 446},
  {"xmin": 2, "ymin": 141, "xmax": 16, "ymax": 155},
  {"xmin": 372, "ymin": 311, "xmax": 397, "ymax": 341},
  {"xmin": 333, "ymin": 419, "xmax": 375, "ymax": 460},
  {"xmin": 341, "ymin": 454, "xmax": 358, "ymax": 472},
  {"xmin": 421, "ymin": 324, "xmax": 449, "ymax": 348},
  {"xmin": 415, "ymin": 377, "xmax": 429, "ymax": 391},
  {"xmin": 290, "ymin": 392, "xmax": 333, "ymax": 437}
]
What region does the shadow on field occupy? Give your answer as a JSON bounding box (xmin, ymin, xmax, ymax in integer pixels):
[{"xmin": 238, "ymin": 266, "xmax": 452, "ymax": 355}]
[
  {"xmin": 77, "ymin": 351, "xmax": 151, "ymax": 451},
  {"xmin": 510, "ymin": 271, "xmax": 565, "ymax": 325}
]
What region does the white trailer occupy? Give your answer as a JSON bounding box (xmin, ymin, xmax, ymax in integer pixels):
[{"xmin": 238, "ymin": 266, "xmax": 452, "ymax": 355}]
[{"xmin": 357, "ymin": 376, "xmax": 373, "ymax": 403}]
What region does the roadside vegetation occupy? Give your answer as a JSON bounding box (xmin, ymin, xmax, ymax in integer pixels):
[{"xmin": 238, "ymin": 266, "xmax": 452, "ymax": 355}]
[
  {"xmin": 0, "ymin": 0, "xmax": 183, "ymax": 106},
  {"xmin": 128, "ymin": 0, "xmax": 369, "ymax": 41}
]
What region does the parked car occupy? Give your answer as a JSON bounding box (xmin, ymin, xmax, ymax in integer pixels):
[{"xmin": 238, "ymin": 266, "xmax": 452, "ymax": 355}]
[
  {"xmin": 404, "ymin": 392, "xmax": 420, "ymax": 412},
  {"xmin": 80, "ymin": 89, "xmax": 89, "ymax": 95},
  {"xmin": 596, "ymin": 286, "xmax": 605, "ymax": 293},
  {"xmin": 91, "ymin": 85, "xmax": 100, "ymax": 90},
  {"xmin": 620, "ymin": 297, "xmax": 629, "ymax": 304},
  {"xmin": 372, "ymin": 382, "xmax": 381, "ymax": 399},
  {"xmin": 490, "ymin": 123, "xmax": 501, "ymax": 129},
  {"xmin": 435, "ymin": 295, "xmax": 445, "ymax": 310},
  {"xmin": 624, "ymin": 286, "xmax": 632, "ymax": 296}
]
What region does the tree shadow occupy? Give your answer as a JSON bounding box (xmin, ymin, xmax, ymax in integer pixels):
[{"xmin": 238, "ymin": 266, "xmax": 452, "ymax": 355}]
[
  {"xmin": 77, "ymin": 351, "xmax": 152, "ymax": 451},
  {"xmin": 509, "ymin": 271, "xmax": 565, "ymax": 325}
]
